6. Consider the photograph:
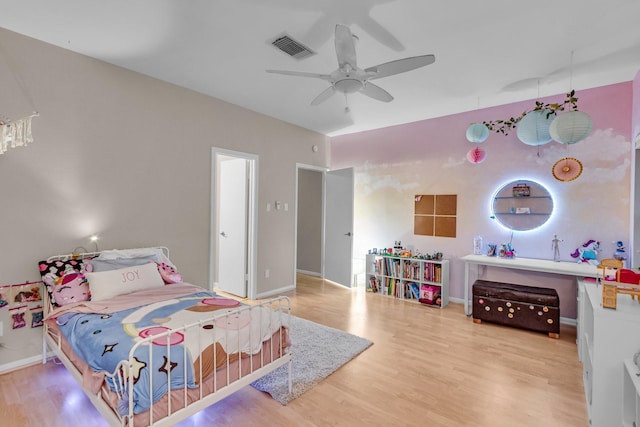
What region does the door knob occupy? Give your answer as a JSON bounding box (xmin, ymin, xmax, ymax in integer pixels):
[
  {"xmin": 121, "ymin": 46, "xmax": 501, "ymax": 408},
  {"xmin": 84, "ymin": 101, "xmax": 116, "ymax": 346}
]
[
  {"xmin": 220, "ymin": 231, "xmax": 227, "ymax": 237},
  {"xmin": 344, "ymin": 232, "xmax": 352, "ymax": 236}
]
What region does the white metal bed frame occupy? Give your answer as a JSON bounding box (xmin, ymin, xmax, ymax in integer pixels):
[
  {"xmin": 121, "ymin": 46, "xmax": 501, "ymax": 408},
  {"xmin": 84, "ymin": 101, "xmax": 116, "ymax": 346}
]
[{"xmin": 41, "ymin": 248, "xmax": 292, "ymax": 427}]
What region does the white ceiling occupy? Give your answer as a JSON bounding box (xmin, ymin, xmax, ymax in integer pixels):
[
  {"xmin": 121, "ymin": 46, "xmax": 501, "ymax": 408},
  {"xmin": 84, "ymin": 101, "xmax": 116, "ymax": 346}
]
[{"xmin": 2, "ymin": 0, "xmax": 640, "ymax": 137}]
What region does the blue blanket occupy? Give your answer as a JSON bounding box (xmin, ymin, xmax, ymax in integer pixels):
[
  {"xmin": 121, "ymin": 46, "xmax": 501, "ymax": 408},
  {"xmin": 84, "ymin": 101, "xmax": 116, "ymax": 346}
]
[{"xmin": 57, "ymin": 290, "xmax": 222, "ymax": 415}]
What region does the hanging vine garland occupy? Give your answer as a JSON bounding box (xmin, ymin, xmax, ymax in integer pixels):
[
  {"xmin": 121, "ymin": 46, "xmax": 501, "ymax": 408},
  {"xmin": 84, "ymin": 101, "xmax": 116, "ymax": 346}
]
[{"xmin": 481, "ymin": 90, "xmax": 580, "ymax": 136}]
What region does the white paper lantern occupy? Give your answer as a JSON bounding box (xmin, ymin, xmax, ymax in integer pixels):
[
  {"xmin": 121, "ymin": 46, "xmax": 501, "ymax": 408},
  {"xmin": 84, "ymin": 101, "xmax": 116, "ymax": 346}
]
[
  {"xmin": 516, "ymin": 110, "xmax": 555, "ymax": 146},
  {"xmin": 466, "ymin": 123, "xmax": 489, "ymax": 143},
  {"xmin": 549, "ymin": 111, "xmax": 593, "ymax": 144}
]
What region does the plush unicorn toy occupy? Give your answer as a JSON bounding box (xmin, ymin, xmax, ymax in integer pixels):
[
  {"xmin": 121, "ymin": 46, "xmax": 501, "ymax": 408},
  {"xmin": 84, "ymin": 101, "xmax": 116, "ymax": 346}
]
[{"xmin": 570, "ymin": 239, "xmax": 600, "ymax": 265}]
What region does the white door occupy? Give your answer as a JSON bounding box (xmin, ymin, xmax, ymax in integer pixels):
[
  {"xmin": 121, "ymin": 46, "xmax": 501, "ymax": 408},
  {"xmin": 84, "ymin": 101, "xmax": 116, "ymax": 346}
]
[
  {"xmin": 218, "ymin": 157, "xmax": 248, "ymax": 297},
  {"xmin": 324, "ymin": 168, "xmax": 354, "ymax": 287}
]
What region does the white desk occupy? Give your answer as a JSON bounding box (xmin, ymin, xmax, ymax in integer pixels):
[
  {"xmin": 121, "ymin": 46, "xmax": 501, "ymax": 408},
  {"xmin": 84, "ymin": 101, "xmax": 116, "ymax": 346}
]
[{"xmin": 462, "ymin": 254, "xmax": 599, "ymax": 315}]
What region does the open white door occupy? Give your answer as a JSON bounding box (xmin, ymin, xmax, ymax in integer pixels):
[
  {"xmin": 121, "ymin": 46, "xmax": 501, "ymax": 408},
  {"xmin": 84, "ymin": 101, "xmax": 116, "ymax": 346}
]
[
  {"xmin": 217, "ymin": 156, "xmax": 248, "ymax": 297},
  {"xmin": 211, "ymin": 148, "xmax": 258, "ymax": 298},
  {"xmin": 324, "ymin": 167, "xmax": 354, "ymax": 287}
]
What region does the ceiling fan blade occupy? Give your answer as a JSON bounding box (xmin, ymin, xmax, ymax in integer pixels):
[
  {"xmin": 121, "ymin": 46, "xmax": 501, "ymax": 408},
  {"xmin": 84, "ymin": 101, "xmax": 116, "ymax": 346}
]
[
  {"xmin": 360, "ymin": 82, "xmax": 393, "ymax": 102},
  {"xmin": 365, "ymin": 54, "xmax": 435, "ymax": 80},
  {"xmin": 311, "ymin": 86, "xmax": 337, "ymax": 106},
  {"xmin": 358, "ymin": 18, "xmax": 404, "ymax": 52},
  {"xmin": 335, "ymin": 24, "xmax": 357, "ymax": 70},
  {"xmin": 266, "ymin": 69, "xmax": 331, "ymax": 81}
]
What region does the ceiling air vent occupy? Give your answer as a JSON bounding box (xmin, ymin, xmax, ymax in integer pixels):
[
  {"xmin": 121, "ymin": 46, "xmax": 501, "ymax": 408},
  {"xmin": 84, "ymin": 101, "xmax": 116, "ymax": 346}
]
[{"xmin": 271, "ymin": 34, "xmax": 315, "ymax": 59}]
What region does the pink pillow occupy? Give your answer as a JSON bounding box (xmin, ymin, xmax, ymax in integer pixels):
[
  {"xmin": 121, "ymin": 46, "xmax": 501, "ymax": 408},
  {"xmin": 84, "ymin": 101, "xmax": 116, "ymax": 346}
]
[
  {"xmin": 52, "ymin": 272, "xmax": 91, "ymax": 306},
  {"xmin": 157, "ymin": 262, "xmax": 183, "ymax": 284}
]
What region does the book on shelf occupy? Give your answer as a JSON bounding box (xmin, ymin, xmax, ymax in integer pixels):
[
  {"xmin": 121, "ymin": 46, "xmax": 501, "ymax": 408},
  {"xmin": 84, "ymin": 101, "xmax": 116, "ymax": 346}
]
[
  {"xmin": 409, "ymin": 283, "xmax": 420, "ymax": 299},
  {"xmin": 423, "ymin": 263, "xmax": 442, "ymax": 283},
  {"xmin": 368, "ymin": 275, "xmax": 379, "ymax": 293}
]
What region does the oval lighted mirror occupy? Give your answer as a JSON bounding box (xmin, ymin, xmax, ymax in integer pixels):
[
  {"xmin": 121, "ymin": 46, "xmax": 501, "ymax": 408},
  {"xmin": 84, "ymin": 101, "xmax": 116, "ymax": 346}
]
[{"xmin": 491, "ymin": 179, "xmax": 553, "ymax": 231}]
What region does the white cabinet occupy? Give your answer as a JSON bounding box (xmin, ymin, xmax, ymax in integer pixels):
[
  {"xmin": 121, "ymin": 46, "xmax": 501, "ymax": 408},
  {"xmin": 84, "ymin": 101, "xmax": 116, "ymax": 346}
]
[
  {"xmin": 623, "ymin": 358, "xmax": 640, "ymax": 427},
  {"xmin": 577, "ymin": 279, "xmax": 640, "ymax": 427},
  {"xmin": 365, "ymin": 254, "xmax": 449, "ymax": 308}
]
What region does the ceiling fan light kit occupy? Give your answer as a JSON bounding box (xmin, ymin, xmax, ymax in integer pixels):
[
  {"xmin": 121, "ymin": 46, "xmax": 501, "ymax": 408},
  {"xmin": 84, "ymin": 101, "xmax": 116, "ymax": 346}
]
[{"xmin": 267, "ymin": 24, "xmax": 435, "ymax": 108}]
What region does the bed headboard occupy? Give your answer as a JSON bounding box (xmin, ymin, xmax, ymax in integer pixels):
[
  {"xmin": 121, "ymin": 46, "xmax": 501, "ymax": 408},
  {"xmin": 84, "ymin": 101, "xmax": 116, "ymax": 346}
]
[
  {"xmin": 39, "ymin": 246, "xmax": 171, "ymax": 315},
  {"xmin": 46, "ymin": 246, "xmax": 170, "ymax": 262}
]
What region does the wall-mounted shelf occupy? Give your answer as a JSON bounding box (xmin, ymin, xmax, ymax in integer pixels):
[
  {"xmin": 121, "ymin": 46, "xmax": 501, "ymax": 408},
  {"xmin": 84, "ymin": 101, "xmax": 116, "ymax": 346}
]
[{"xmin": 491, "ymin": 179, "xmax": 553, "ymax": 231}]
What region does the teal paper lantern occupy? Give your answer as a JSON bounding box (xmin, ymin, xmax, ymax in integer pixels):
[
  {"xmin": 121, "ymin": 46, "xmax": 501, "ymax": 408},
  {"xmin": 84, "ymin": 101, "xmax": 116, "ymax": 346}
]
[
  {"xmin": 549, "ymin": 111, "xmax": 593, "ymax": 144},
  {"xmin": 466, "ymin": 123, "xmax": 489, "ymax": 143},
  {"xmin": 516, "ymin": 110, "xmax": 555, "ymax": 146}
]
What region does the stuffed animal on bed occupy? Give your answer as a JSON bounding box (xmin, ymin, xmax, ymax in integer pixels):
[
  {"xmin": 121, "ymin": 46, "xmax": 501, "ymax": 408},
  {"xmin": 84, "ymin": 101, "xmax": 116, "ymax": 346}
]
[
  {"xmin": 157, "ymin": 262, "xmax": 183, "ymax": 284},
  {"xmin": 51, "ymin": 272, "xmax": 91, "ymax": 306}
]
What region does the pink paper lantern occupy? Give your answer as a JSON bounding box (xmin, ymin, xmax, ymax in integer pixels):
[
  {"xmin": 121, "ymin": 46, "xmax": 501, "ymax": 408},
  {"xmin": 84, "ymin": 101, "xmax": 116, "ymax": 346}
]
[{"xmin": 466, "ymin": 147, "xmax": 486, "ymax": 164}]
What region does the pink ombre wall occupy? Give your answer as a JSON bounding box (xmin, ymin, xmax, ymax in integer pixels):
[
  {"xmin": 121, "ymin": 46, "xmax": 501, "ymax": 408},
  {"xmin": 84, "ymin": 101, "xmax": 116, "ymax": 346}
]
[{"xmin": 331, "ymin": 82, "xmax": 634, "ymax": 319}]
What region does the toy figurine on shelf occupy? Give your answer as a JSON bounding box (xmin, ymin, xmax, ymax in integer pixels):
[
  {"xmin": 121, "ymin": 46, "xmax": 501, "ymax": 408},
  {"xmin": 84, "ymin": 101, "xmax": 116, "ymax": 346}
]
[
  {"xmin": 487, "ymin": 242, "xmax": 498, "ymax": 257},
  {"xmin": 393, "ymin": 241, "xmax": 403, "ymax": 255},
  {"xmin": 613, "ymin": 240, "xmax": 627, "ymax": 261},
  {"xmin": 570, "ymin": 239, "xmax": 600, "ymax": 265},
  {"xmin": 552, "ymin": 234, "xmax": 562, "ymax": 262},
  {"xmin": 499, "ymin": 243, "xmax": 516, "ymax": 258}
]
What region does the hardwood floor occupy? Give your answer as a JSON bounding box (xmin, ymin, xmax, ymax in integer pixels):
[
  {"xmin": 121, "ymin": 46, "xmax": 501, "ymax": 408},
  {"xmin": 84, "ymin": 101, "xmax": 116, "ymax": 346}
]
[{"xmin": 0, "ymin": 274, "xmax": 588, "ymax": 426}]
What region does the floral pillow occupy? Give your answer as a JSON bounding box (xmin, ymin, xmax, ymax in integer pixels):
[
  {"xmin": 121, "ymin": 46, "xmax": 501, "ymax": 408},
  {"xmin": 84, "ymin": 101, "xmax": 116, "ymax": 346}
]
[{"xmin": 38, "ymin": 258, "xmax": 94, "ymax": 308}]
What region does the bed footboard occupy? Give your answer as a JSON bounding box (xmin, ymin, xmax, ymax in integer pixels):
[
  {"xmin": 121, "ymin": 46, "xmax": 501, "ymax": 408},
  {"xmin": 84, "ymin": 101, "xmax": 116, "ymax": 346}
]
[{"xmin": 44, "ymin": 296, "xmax": 291, "ymax": 427}]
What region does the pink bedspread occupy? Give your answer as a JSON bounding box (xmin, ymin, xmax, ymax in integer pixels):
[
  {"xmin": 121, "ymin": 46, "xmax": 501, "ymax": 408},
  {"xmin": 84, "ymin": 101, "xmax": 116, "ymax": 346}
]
[{"xmin": 45, "ymin": 282, "xmax": 207, "ymax": 320}]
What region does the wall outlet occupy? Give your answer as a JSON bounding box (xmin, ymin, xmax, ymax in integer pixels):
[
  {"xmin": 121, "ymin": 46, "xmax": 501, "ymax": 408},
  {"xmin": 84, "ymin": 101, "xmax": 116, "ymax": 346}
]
[
  {"xmin": 265, "ymin": 269, "xmax": 270, "ymax": 278},
  {"xmin": 0, "ymin": 321, "xmax": 3, "ymax": 337}
]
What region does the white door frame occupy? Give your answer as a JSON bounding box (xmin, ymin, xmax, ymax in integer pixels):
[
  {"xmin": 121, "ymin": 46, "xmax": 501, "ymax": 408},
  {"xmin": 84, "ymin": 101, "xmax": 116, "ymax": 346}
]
[
  {"xmin": 210, "ymin": 147, "xmax": 258, "ymax": 299},
  {"xmin": 294, "ymin": 163, "xmax": 328, "ymax": 287}
]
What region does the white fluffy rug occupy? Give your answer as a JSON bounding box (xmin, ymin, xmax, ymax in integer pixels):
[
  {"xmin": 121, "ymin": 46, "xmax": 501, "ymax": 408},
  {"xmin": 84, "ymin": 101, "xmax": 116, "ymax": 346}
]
[{"xmin": 250, "ymin": 316, "xmax": 373, "ymax": 405}]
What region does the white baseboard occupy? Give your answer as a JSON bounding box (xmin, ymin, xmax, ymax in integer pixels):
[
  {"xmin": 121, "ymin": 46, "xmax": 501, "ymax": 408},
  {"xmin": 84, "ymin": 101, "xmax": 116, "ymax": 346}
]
[
  {"xmin": 256, "ymin": 284, "xmax": 295, "ymax": 299},
  {"xmin": 0, "ymin": 351, "xmax": 53, "ymax": 375},
  {"xmin": 449, "ymin": 296, "xmax": 464, "ymax": 305},
  {"xmin": 296, "ymin": 269, "xmax": 321, "ymax": 277}
]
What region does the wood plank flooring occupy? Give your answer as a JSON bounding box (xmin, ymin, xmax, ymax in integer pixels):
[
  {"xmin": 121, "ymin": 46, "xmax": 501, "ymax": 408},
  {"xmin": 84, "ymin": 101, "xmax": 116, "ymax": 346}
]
[{"xmin": 0, "ymin": 274, "xmax": 588, "ymax": 426}]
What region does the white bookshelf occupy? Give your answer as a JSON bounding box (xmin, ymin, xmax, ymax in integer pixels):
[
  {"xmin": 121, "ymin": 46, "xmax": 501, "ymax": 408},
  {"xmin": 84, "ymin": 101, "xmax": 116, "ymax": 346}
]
[{"xmin": 365, "ymin": 254, "xmax": 449, "ymax": 308}]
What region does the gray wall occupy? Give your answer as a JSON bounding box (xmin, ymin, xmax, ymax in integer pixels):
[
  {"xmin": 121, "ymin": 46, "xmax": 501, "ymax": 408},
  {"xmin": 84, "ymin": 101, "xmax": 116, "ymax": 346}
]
[{"xmin": 0, "ymin": 29, "xmax": 329, "ymax": 369}]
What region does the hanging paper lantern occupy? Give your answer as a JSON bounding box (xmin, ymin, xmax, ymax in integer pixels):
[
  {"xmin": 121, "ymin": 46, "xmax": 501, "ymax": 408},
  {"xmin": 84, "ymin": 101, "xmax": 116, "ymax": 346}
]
[
  {"xmin": 466, "ymin": 147, "xmax": 486, "ymax": 164},
  {"xmin": 466, "ymin": 123, "xmax": 489, "ymax": 143},
  {"xmin": 552, "ymin": 157, "xmax": 583, "ymax": 182},
  {"xmin": 549, "ymin": 111, "xmax": 593, "ymax": 144},
  {"xmin": 516, "ymin": 110, "xmax": 555, "ymax": 146}
]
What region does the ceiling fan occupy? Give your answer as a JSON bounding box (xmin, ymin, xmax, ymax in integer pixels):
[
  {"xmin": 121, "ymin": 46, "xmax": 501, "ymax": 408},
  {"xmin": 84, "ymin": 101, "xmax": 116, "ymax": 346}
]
[{"xmin": 267, "ymin": 24, "xmax": 435, "ymax": 107}]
